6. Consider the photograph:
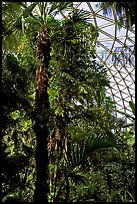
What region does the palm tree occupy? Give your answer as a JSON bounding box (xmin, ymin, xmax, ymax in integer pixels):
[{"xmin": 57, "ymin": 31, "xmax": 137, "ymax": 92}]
[
  {"xmin": 2, "ymin": 2, "xmax": 73, "ymax": 202},
  {"xmin": 2, "ymin": 2, "xmax": 118, "ymax": 202}
]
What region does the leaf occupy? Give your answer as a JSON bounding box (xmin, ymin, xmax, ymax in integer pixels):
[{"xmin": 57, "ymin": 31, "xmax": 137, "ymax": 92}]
[
  {"xmin": 50, "ymin": 2, "xmax": 73, "ymax": 16},
  {"xmin": 65, "ymin": 134, "xmax": 116, "ymax": 173},
  {"xmin": 69, "ymin": 172, "xmax": 87, "ymax": 185},
  {"xmin": 57, "ymin": 2, "xmax": 73, "ymax": 12},
  {"xmin": 48, "ymin": 2, "xmax": 58, "ymax": 14},
  {"xmin": 23, "ymin": 3, "xmax": 38, "ymax": 18},
  {"xmin": 84, "ymin": 138, "xmax": 115, "ymax": 154},
  {"xmin": 10, "ymin": 110, "xmax": 20, "ymax": 120},
  {"xmin": 129, "ymin": 101, "xmax": 135, "ymax": 116}
]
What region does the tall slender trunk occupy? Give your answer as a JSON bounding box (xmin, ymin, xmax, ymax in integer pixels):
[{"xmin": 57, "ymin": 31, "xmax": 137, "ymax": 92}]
[{"xmin": 34, "ymin": 26, "xmax": 51, "ymax": 202}]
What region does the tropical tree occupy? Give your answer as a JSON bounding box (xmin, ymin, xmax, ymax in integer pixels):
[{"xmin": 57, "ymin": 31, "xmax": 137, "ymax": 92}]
[
  {"xmin": 2, "ymin": 2, "xmax": 74, "ymax": 202},
  {"xmin": 46, "ymin": 9, "xmax": 118, "ymax": 201}
]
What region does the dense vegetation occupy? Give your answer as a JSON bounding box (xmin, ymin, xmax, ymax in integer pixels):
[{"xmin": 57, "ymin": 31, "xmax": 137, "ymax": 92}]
[{"xmin": 2, "ymin": 2, "xmax": 135, "ymax": 202}]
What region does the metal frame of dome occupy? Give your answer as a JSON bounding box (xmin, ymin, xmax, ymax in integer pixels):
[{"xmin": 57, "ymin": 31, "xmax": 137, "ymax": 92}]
[{"xmin": 54, "ymin": 2, "xmax": 135, "ymax": 121}]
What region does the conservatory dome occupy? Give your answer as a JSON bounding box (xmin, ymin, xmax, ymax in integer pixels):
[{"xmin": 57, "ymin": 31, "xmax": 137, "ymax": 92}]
[{"xmin": 54, "ymin": 2, "xmax": 135, "ymax": 122}]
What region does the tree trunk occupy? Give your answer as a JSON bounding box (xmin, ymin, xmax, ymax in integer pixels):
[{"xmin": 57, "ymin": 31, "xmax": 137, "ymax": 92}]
[{"xmin": 34, "ymin": 26, "xmax": 51, "ymax": 202}]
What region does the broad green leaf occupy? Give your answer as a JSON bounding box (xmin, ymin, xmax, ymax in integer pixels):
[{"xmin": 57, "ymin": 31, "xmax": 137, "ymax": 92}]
[
  {"xmin": 65, "ymin": 134, "xmax": 116, "ymax": 172},
  {"xmin": 129, "ymin": 101, "xmax": 135, "ymax": 116}
]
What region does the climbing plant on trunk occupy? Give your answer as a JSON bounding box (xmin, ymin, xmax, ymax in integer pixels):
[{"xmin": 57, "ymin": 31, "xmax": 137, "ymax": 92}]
[{"xmin": 2, "ymin": 2, "xmax": 73, "ymax": 202}]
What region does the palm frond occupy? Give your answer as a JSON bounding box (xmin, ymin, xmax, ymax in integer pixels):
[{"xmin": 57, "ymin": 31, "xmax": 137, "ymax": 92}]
[
  {"xmin": 49, "ymin": 2, "xmax": 73, "ymax": 17},
  {"xmin": 65, "ymin": 133, "xmax": 116, "ymax": 172},
  {"xmin": 68, "ymin": 9, "xmax": 92, "ymax": 23},
  {"xmin": 48, "ymin": 2, "xmax": 59, "ymax": 15},
  {"xmin": 129, "ymin": 101, "xmax": 135, "ymax": 116},
  {"xmin": 69, "ymin": 171, "xmax": 87, "ymax": 185},
  {"xmin": 116, "ymin": 110, "xmax": 135, "ymax": 120},
  {"xmin": 56, "ymin": 2, "xmax": 73, "ymax": 13},
  {"xmin": 22, "ymin": 2, "xmax": 38, "ymax": 18}
]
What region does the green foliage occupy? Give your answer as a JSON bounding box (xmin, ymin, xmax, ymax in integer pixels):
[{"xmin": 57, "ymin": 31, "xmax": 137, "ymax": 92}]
[
  {"xmin": 129, "ymin": 101, "xmax": 135, "ymax": 116},
  {"xmin": 22, "ymin": 3, "xmax": 38, "ymax": 18},
  {"xmin": 47, "ymin": 12, "xmax": 120, "ymax": 202},
  {"xmin": 2, "ymin": 2, "xmax": 23, "ymax": 52},
  {"xmin": 2, "ymin": 45, "xmax": 36, "ymax": 202},
  {"xmin": 17, "ymin": 34, "xmax": 36, "ymax": 70},
  {"xmin": 10, "ymin": 110, "xmax": 20, "ymax": 120},
  {"xmin": 68, "ymin": 144, "xmax": 135, "ymax": 202},
  {"xmin": 116, "ymin": 101, "xmax": 135, "ymax": 145},
  {"xmin": 2, "ymin": 2, "xmax": 135, "ymax": 202},
  {"xmin": 65, "ymin": 134, "xmax": 116, "ymax": 170}
]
